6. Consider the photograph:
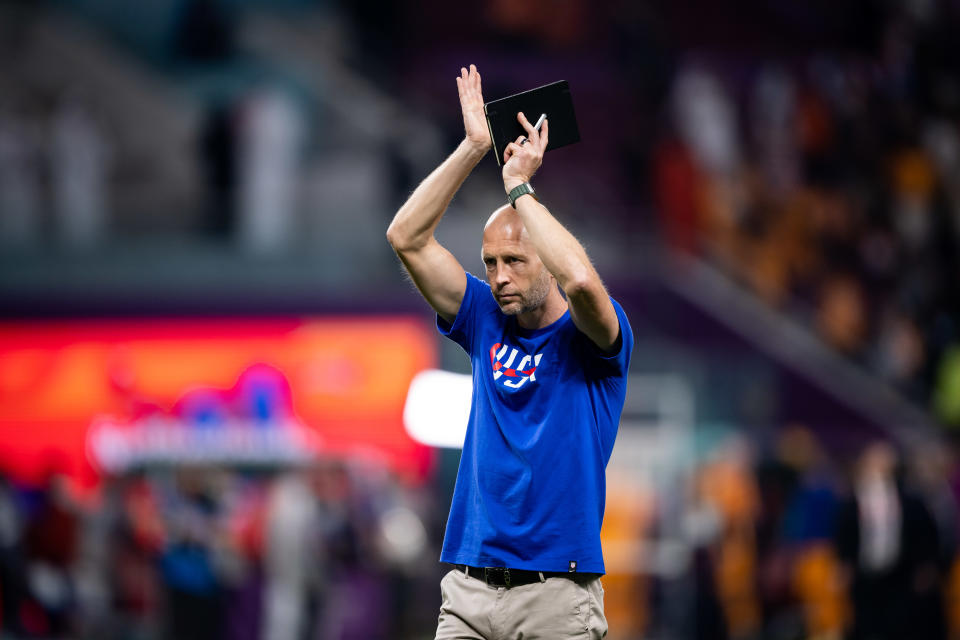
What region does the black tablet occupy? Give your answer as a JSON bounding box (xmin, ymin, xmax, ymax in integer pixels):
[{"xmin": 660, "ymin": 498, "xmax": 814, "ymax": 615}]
[{"xmin": 484, "ymin": 80, "xmax": 580, "ymax": 167}]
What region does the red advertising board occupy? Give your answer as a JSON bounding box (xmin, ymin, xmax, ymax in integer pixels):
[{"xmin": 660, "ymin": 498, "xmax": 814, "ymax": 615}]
[{"xmin": 0, "ymin": 317, "xmax": 437, "ymax": 488}]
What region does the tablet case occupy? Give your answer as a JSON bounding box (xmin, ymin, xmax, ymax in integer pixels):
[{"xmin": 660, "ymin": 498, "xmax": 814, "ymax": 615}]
[{"xmin": 484, "ymin": 80, "xmax": 580, "ymax": 167}]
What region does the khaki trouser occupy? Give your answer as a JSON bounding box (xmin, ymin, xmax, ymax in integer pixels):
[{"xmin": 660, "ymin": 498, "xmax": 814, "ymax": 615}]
[{"xmin": 435, "ymin": 568, "xmax": 608, "ymax": 639}]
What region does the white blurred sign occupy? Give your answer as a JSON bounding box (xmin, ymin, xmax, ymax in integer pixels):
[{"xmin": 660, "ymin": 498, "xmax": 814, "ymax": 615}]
[{"xmin": 403, "ymin": 369, "xmax": 472, "ymax": 449}]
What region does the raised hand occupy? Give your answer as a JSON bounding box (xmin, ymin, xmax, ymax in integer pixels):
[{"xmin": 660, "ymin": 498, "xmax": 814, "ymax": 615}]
[
  {"xmin": 502, "ymin": 111, "xmax": 549, "ymax": 190},
  {"xmin": 456, "ymin": 64, "xmax": 491, "ymax": 153}
]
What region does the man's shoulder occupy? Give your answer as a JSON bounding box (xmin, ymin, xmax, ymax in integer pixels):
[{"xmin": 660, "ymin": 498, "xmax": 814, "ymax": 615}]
[
  {"xmin": 464, "ymin": 271, "xmax": 491, "ymax": 293},
  {"xmin": 463, "ymin": 272, "xmax": 501, "ymax": 315}
]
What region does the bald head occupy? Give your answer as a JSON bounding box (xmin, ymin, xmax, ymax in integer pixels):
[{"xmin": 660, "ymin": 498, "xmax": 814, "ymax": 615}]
[{"xmin": 483, "ymin": 204, "xmax": 528, "ymax": 245}]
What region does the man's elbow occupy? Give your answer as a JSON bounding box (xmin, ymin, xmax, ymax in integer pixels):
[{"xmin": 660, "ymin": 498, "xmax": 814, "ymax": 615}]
[
  {"xmin": 386, "ymin": 222, "xmax": 410, "ymax": 252},
  {"xmin": 386, "ymin": 223, "xmax": 400, "ymax": 249},
  {"xmin": 387, "ymin": 224, "xmax": 430, "ymax": 256},
  {"xmin": 562, "ymin": 270, "xmax": 595, "ymax": 301}
]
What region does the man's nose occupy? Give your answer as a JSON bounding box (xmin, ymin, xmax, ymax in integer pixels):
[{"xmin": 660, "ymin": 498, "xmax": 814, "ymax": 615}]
[{"xmin": 494, "ymin": 264, "xmax": 511, "ymax": 287}]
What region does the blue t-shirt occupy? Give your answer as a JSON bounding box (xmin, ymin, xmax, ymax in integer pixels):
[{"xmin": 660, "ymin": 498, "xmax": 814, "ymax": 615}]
[{"xmin": 438, "ymin": 272, "xmax": 633, "ymax": 574}]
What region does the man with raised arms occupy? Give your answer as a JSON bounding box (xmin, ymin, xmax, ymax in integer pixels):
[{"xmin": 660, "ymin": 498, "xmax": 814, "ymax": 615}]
[{"xmin": 387, "ymin": 64, "xmax": 633, "ymax": 639}]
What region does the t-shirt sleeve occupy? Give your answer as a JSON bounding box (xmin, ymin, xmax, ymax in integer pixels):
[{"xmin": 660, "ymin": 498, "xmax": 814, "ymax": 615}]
[
  {"xmin": 577, "ymin": 297, "xmax": 634, "ymax": 378},
  {"xmin": 437, "ymin": 272, "xmax": 487, "ymax": 354}
]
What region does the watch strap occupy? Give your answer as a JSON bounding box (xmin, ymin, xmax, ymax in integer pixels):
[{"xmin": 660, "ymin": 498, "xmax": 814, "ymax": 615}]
[{"xmin": 507, "ymin": 182, "xmax": 536, "ymax": 208}]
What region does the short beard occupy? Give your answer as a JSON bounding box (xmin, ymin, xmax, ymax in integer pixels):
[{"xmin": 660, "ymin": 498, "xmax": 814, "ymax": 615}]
[{"xmin": 500, "ymin": 268, "xmax": 553, "ymax": 316}]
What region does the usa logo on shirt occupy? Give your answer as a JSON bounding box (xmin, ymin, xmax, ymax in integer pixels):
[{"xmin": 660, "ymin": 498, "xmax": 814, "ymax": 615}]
[{"xmin": 489, "ymin": 342, "xmax": 543, "ymax": 389}]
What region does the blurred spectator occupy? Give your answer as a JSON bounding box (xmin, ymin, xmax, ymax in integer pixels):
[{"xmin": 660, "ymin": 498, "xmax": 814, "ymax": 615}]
[
  {"xmin": 107, "ymin": 474, "xmax": 164, "ymax": 640},
  {"xmin": 159, "ymin": 470, "xmax": 224, "ymax": 640},
  {"xmin": 236, "ymin": 87, "xmax": 304, "ymax": 255},
  {"xmin": 50, "ymin": 94, "xmax": 110, "ymax": 251},
  {"xmin": 695, "ymin": 437, "xmax": 762, "ymax": 640},
  {"xmin": 889, "ymin": 147, "xmax": 937, "ymax": 254},
  {"xmin": 816, "ymin": 273, "xmax": 868, "ymax": 359},
  {"xmin": 873, "ymin": 311, "xmax": 927, "ymax": 399},
  {"xmin": 685, "ymin": 462, "xmax": 726, "ymax": 640},
  {"xmin": 198, "ymin": 101, "xmax": 238, "ymax": 237},
  {"xmin": 749, "ymin": 66, "xmax": 800, "ymax": 196},
  {"xmin": 672, "ymin": 67, "xmax": 741, "ymax": 178},
  {"xmin": 261, "ymin": 470, "xmax": 318, "ymax": 640},
  {"xmin": 23, "ymin": 465, "xmax": 82, "ymax": 638},
  {"xmin": 311, "ymin": 460, "xmax": 389, "ymax": 640},
  {"xmin": 0, "ymin": 106, "xmax": 42, "ymax": 250},
  {"xmin": 908, "ymin": 443, "xmax": 959, "ymax": 572},
  {"xmin": 0, "ymin": 468, "xmax": 26, "ymax": 636},
  {"xmin": 835, "ymin": 441, "xmax": 943, "ymax": 640},
  {"xmin": 778, "ymin": 428, "xmax": 846, "ymax": 640},
  {"xmin": 653, "ymin": 133, "xmax": 700, "ymax": 254},
  {"xmin": 221, "ymin": 478, "xmax": 267, "ymax": 640}
]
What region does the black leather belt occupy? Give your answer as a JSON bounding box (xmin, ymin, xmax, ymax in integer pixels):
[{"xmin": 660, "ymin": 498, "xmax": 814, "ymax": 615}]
[{"xmin": 455, "ymin": 564, "xmax": 598, "ymax": 588}]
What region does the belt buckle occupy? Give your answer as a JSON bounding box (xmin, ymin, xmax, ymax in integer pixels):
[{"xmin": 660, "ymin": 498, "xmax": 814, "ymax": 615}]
[{"xmin": 484, "ymin": 567, "xmax": 510, "ymax": 588}]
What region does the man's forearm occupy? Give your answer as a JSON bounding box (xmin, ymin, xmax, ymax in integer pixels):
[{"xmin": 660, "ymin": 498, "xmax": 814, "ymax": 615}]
[
  {"xmin": 386, "ymin": 139, "xmax": 488, "ymax": 251},
  {"xmin": 514, "ymin": 191, "xmax": 620, "ymax": 350},
  {"xmin": 512, "ymin": 194, "xmax": 596, "ymax": 294}
]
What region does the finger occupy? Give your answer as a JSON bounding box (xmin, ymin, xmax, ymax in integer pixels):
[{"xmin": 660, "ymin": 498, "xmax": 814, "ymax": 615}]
[
  {"xmin": 456, "ymin": 76, "xmax": 464, "ymax": 100},
  {"xmin": 462, "ymin": 67, "xmax": 477, "ymax": 97},
  {"xmin": 467, "ymin": 65, "xmax": 480, "ymax": 93},
  {"xmin": 517, "ymin": 111, "xmax": 539, "ymax": 144},
  {"xmin": 515, "ymin": 134, "xmax": 527, "ymax": 146},
  {"xmin": 539, "ymin": 118, "xmax": 549, "ymax": 151},
  {"xmin": 504, "ymin": 142, "xmax": 523, "ymax": 163}
]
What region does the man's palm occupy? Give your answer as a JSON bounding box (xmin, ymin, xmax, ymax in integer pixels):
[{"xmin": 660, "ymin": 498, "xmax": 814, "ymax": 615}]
[{"xmin": 457, "ymin": 65, "xmax": 490, "ymax": 150}]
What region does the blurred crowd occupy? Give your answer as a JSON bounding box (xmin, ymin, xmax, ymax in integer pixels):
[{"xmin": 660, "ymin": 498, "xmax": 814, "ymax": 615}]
[
  {"xmin": 613, "ymin": 426, "xmax": 960, "ymax": 640},
  {"xmin": 0, "ymin": 459, "xmax": 441, "ymax": 640},
  {"xmin": 651, "ymin": 3, "xmax": 960, "ymax": 422},
  {"xmin": 8, "ymin": 429, "xmax": 960, "ymax": 640}
]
